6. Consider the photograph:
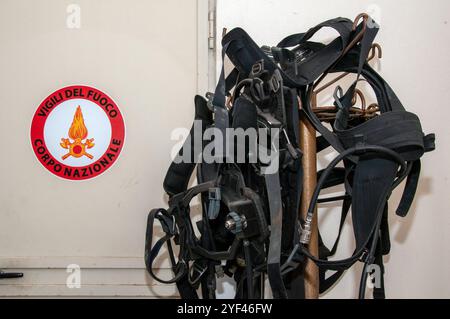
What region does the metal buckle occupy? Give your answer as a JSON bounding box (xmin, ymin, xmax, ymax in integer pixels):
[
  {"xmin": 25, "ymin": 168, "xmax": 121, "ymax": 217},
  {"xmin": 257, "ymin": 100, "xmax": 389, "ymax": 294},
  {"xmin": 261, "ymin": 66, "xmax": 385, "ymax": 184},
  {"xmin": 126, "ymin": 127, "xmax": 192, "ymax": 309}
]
[
  {"xmin": 251, "ymin": 60, "xmax": 264, "ymax": 77},
  {"xmin": 359, "ymin": 248, "xmax": 375, "ymax": 264}
]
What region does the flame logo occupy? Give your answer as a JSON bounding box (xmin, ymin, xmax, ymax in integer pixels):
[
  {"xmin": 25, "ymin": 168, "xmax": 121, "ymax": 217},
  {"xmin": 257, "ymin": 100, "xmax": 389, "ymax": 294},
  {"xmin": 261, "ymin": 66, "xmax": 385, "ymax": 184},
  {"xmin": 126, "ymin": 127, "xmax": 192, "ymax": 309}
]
[
  {"xmin": 60, "ymin": 106, "xmax": 95, "ymax": 160},
  {"xmin": 69, "ymin": 106, "xmax": 88, "ymax": 140}
]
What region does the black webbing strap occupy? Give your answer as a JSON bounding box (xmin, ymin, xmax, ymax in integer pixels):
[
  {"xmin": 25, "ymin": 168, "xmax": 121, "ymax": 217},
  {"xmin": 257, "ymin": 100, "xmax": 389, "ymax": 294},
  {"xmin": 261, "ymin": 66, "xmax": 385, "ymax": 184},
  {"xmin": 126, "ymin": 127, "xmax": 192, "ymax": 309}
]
[
  {"xmin": 356, "ymin": 20, "xmax": 379, "ymax": 80},
  {"xmin": 396, "ymin": 160, "xmax": 421, "ymax": 217},
  {"xmin": 318, "ymin": 196, "xmax": 351, "ymax": 293},
  {"xmin": 300, "ymin": 18, "xmax": 379, "ymax": 155},
  {"xmin": 336, "ymin": 110, "xmax": 433, "ymax": 219},
  {"xmin": 394, "ymin": 133, "xmax": 434, "ymax": 217},
  {"xmin": 328, "ymin": 19, "xmax": 379, "ymax": 114},
  {"xmin": 333, "ymin": 84, "xmax": 356, "ymax": 131},
  {"xmin": 144, "ymin": 208, "xmax": 198, "ymax": 299},
  {"xmin": 163, "ymin": 96, "xmax": 212, "ymax": 196},
  {"xmin": 264, "ymin": 172, "xmax": 288, "ymax": 299},
  {"xmin": 352, "ymin": 157, "xmax": 399, "ymax": 250},
  {"xmin": 299, "ymin": 144, "xmax": 407, "ymax": 273},
  {"xmin": 212, "ymin": 42, "xmax": 234, "ymax": 161},
  {"xmin": 394, "ymin": 130, "xmax": 436, "ymax": 218},
  {"xmin": 330, "ymin": 196, "xmax": 352, "ymax": 256},
  {"xmin": 145, "ymin": 209, "xmax": 182, "ymax": 283},
  {"xmin": 277, "ymin": 17, "xmax": 354, "ymax": 86},
  {"xmin": 337, "ymin": 111, "xmax": 427, "ymax": 162},
  {"xmin": 146, "ymin": 181, "xmax": 215, "ymax": 298},
  {"xmin": 277, "ymin": 17, "xmax": 352, "ymax": 48},
  {"xmin": 199, "ymin": 199, "xmax": 218, "ymax": 299}
]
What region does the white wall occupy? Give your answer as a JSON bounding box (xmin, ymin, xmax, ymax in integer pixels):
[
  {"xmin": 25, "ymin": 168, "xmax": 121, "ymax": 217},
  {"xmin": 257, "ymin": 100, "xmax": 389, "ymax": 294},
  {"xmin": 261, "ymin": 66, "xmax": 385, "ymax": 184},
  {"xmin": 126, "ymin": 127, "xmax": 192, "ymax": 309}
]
[{"xmin": 217, "ymin": 0, "xmax": 450, "ymax": 298}]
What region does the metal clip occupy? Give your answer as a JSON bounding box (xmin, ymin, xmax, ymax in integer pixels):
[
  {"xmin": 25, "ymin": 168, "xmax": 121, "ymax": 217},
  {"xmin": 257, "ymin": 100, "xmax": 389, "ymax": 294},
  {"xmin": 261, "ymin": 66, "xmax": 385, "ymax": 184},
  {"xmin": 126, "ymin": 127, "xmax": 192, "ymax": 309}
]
[{"xmin": 299, "ymin": 221, "xmax": 312, "ymax": 245}]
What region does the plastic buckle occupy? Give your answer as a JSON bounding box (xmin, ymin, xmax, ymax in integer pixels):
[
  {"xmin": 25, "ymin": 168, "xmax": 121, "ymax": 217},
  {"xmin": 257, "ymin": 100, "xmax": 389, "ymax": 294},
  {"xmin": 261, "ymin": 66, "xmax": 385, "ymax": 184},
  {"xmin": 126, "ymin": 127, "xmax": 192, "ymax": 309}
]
[
  {"xmin": 250, "ymin": 78, "xmax": 267, "ymax": 103},
  {"xmin": 207, "ymin": 188, "xmax": 221, "ymax": 220}
]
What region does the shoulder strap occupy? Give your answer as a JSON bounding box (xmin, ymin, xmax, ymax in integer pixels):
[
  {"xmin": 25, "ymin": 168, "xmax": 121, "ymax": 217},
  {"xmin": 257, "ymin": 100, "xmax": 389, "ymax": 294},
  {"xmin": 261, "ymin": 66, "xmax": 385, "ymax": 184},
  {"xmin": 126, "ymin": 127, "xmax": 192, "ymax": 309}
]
[{"xmin": 163, "ymin": 96, "xmax": 212, "ymax": 196}]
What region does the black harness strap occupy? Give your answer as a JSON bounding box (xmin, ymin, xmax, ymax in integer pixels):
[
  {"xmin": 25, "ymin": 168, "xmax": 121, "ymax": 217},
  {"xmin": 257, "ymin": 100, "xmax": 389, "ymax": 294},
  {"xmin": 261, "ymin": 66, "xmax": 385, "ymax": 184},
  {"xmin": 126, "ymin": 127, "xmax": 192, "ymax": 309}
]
[
  {"xmin": 264, "ymin": 172, "xmax": 288, "ymax": 299},
  {"xmin": 276, "ymin": 17, "xmax": 353, "ymax": 86},
  {"xmin": 163, "ymin": 96, "xmax": 212, "ymax": 196},
  {"xmin": 145, "ymin": 17, "xmax": 435, "ymax": 300},
  {"xmin": 144, "ymin": 208, "xmax": 198, "ymax": 299},
  {"xmin": 351, "ymin": 157, "xmax": 399, "ymax": 250}
]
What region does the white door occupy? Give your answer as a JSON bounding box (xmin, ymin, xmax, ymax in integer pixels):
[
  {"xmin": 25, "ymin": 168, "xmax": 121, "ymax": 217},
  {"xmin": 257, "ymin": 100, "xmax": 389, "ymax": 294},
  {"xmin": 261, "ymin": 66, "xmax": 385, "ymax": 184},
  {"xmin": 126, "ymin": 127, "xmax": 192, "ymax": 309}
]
[{"xmin": 0, "ymin": 0, "xmax": 211, "ymax": 297}]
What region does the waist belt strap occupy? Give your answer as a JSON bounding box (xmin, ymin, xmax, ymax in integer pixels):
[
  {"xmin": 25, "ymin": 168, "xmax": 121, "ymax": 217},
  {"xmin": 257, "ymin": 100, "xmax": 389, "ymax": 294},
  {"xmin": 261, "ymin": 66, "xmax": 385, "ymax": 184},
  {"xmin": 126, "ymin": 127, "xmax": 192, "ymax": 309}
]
[{"xmin": 351, "ymin": 157, "xmax": 398, "ymax": 250}]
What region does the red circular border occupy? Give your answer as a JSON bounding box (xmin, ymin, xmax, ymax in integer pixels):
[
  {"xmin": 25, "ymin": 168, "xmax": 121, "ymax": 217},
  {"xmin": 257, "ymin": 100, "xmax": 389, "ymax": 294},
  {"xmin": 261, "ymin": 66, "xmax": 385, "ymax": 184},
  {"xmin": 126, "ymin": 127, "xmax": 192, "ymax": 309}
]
[{"xmin": 30, "ymin": 85, "xmax": 125, "ymax": 180}]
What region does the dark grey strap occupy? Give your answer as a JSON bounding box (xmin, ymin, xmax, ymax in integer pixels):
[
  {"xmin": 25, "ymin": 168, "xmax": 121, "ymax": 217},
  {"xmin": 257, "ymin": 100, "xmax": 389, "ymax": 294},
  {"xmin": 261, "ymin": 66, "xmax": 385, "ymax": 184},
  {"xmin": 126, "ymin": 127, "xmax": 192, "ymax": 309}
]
[
  {"xmin": 212, "ymin": 43, "xmax": 231, "ymax": 161},
  {"xmin": 264, "ymin": 172, "xmax": 288, "ymax": 299}
]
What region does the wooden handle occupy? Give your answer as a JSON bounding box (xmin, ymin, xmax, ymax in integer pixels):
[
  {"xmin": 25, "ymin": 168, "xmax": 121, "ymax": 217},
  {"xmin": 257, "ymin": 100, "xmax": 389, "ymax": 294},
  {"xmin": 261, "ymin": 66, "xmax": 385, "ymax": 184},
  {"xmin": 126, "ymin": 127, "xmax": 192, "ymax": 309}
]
[{"xmin": 299, "ymin": 95, "xmax": 320, "ymax": 299}]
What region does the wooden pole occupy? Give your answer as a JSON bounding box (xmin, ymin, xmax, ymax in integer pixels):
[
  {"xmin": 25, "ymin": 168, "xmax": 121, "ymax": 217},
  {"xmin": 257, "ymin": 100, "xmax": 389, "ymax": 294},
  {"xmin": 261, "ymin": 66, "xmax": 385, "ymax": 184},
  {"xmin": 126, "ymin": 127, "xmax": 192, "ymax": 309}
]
[{"xmin": 299, "ymin": 94, "xmax": 319, "ymax": 299}]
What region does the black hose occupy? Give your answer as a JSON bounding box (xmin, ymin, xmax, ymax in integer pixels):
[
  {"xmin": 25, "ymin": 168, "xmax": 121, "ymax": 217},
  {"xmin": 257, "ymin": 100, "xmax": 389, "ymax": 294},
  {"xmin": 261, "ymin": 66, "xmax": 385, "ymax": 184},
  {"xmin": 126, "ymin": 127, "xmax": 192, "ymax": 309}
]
[
  {"xmin": 305, "ymin": 145, "xmax": 407, "ymax": 226},
  {"xmin": 298, "ymin": 144, "xmax": 407, "ymax": 298},
  {"xmin": 299, "ymin": 145, "xmax": 408, "ymax": 269}
]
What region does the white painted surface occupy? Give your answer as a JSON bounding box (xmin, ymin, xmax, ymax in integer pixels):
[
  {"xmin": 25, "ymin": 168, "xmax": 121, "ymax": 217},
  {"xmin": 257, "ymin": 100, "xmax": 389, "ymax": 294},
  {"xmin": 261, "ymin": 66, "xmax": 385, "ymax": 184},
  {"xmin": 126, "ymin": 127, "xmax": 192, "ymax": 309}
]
[
  {"xmin": 0, "ymin": 0, "xmax": 208, "ymax": 297},
  {"xmin": 217, "ymin": 0, "xmax": 450, "ymax": 298}
]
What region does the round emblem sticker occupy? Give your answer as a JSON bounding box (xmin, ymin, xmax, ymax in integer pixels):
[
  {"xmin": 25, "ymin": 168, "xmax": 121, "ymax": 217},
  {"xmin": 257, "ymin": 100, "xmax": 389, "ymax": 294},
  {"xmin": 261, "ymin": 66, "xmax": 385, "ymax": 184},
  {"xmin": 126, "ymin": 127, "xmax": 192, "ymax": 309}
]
[{"xmin": 30, "ymin": 85, "xmax": 125, "ymax": 180}]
